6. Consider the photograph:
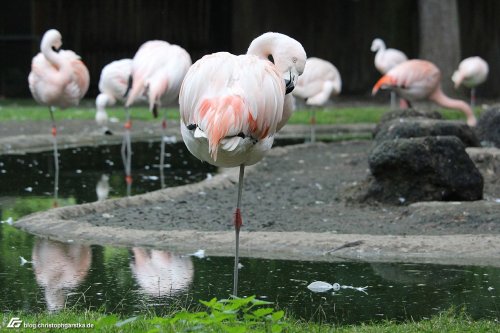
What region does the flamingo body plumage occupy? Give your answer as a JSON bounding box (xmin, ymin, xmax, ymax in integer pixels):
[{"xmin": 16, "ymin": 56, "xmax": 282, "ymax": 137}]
[
  {"xmin": 293, "ymin": 57, "xmax": 342, "ymax": 106},
  {"xmin": 126, "ymin": 40, "xmax": 192, "ymax": 115},
  {"xmin": 28, "ymin": 29, "xmax": 89, "ymax": 109},
  {"xmin": 180, "ymin": 32, "xmax": 306, "ymax": 167},
  {"xmin": 372, "ymin": 59, "xmax": 477, "ymax": 127}
]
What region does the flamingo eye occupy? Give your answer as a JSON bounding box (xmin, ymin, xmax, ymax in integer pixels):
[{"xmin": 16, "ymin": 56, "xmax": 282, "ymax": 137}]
[
  {"xmin": 292, "ymin": 57, "xmax": 297, "ymax": 63},
  {"xmin": 267, "ymin": 54, "xmax": 274, "ymax": 64}
]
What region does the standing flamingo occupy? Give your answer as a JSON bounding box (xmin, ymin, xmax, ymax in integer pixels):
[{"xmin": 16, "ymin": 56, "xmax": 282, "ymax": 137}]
[
  {"xmin": 126, "ymin": 40, "xmax": 192, "ymax": 187},
  {"xmin": 292, "ymin": 57, "xmax": 342, "ymax": 142},
  {"xmin": 179, "ymin": 32, "xmax": 306, "ymax": 296},
  {"xmin": 28, "ymin": 29, "xmax": 90, "ymax": 174},
  {"xmin": 372, "ymin": 59, "xmax": 477, "ymax": 127},
  {"xmin": 95, "ymin": 58, "xmax": 133, "ymax": 134},
  {"xmin": 452, "ymin": 56, "xmax": 489, "ymax": 109},
  {"xmin": 371, "ymin": 38, "xmax": 408, "ymax": 110}
]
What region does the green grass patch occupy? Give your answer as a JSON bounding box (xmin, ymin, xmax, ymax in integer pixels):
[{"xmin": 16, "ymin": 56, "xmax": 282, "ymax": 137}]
[
  {"xmin": 0, "ymin": 99, "xmax": 481, "ymax": 125},
  {"xmin": 1, "ymin": 299, "xmax": 497, "ymax": 333}
]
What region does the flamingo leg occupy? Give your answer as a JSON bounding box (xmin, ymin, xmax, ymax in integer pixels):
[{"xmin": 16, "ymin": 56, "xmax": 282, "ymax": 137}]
[
  {"xmin": 122, "ymin": 107, "xmax": 133, "ymax": 196},
  {"xmin": 48, "ymin": 107, "xmax": 59, "ymax": 174},
  {"xmin": 310, "ymin": 108, "xmax": 316, "ymax": 143},
  {"xmin": 233, "ymin": 164, "xmax": 245, "ymax": 297},
  {"xmin": 470, "ymin": 88, "xmax": 476, "ymax": 110},
  {"xmin": 160, "ymin": 107, "xmax": 168, "ymax": 189},
  {"xmin": 390, "ymin": 91, "xmax": 397, "ymax": 111}
]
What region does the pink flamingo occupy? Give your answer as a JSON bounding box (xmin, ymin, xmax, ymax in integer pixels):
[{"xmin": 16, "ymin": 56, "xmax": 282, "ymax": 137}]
[
  {"xmin": 371, "ymin": 38, "xmax": 408, "ymax": 110},
  {"xmin": 293, "ymin": 57, "xmax": 342, "ymax": 142},
  {"xmin": 28, "ymin": 29, "xmax": 90, "ymax": 173},
  {"xmin": 372, "ymin": 59, "xmax": 477, "ymax": 127},
  {"xmin": 452, "ymin": 56, "xmax": 489, "ymax": 109},
  {"xmin": 179, "ymin": 32, "xmax": 306, "ymax": 296}
]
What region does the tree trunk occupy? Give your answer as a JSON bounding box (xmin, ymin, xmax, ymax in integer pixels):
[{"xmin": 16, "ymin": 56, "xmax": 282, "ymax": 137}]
[{"xmin": 418, "ymin": 0, "xmax": 461, "ymax": 95}]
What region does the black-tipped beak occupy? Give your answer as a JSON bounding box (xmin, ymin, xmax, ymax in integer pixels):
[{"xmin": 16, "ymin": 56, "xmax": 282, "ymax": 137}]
[
  {"xmin": 51, "ymin": 46, "xmax": 61, "ymax": 53},
  {"xmin": 285, "ymin": 79, "xmax": 294, "ymax": 94}
]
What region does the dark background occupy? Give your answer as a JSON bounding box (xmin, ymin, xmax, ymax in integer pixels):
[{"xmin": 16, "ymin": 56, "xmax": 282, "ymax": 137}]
[{"xmin": 1, "ymin": 0, "xmax": 498, "ymax": 99}]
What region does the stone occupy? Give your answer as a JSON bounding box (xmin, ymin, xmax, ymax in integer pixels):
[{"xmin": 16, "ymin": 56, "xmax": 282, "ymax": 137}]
[
  {"xmin": 373, "ymin": 109, "xmax": 443, "ymax": 136},
  {"xmin": 476, "ymin": 106, "xmax": 500, "ymax": 148},
  {"xmin": 359, "ymin": 136, "xmax": 483, "ymax": 204},
  {"xmin": 373, "ymin": 118, "xmax": 480, "ymax": 147}
]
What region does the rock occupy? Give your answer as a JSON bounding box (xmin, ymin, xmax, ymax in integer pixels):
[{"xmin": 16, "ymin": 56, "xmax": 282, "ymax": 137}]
[
  {"xmin": 373, "ymin": 118, "xmax": 480, "ymax": 147},
  {"xmin": 359, "ymin": 136, "xmax": 483, "ymax": 204},
  {"xmin": 467, "ymin": 147, "xmax": 500, "ymax": 198},
  {"xmin": 373, "ymin": 109, "xmax": 443, "ymax": 136},
  {"xmin": 476, "ymin": 106, "xmax": 500, "ymax": 147}
]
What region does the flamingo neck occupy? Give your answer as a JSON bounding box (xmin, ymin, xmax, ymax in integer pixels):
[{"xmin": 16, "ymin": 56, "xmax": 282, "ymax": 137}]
[
  {"xmin": 430, "ymin": 86, "xmax": 476, "ymax": 126},
  {"xmin": 41, "ymin": 40, "xmax": 64, "ymax": 69}
]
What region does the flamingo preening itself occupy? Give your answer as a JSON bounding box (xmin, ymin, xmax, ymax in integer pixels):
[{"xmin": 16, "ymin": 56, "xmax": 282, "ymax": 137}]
[
  {"xmin": 293, "ymin": 57, "xmax": 342, "ymax": 142},
  {"xmin": 179, "ymin": 32, "xmax": 306, "ymax": 296},
  {"xmin": 126, "ymin": 40, "xmax": 192, "ymax": 188},
  {"xmin": 371, "ymin": 38, "xmax": 408, "ymax": 110},
  {"xmin": 372, "ymin": 59, "xmax": 477, "ymax": 127},
  {"xmin": 28, "ymin": 29, "xmax": 90, "ymax": 180},
  {"xmin": 452, "ymin": 56, "xmax": 489, "ymax": 109}
]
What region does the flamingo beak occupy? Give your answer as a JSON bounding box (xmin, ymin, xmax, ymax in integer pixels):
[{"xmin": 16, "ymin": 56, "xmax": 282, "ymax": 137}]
[{"xmin": 284, "ymin": 71, "xmax": 295, "ymax": 94}]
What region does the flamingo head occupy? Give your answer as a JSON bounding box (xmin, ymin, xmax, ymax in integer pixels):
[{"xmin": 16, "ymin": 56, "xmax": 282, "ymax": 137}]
[
  {"xmin": 41, "ymin": 29, "xmax": 63, "ymax": 53},
  {"xmin": 370, "ymin": 38, "xmax": 385, "ymax": 52},
  {"xmin": 247, "ymin": 32, "xmax": 307, "ymax": 95}
]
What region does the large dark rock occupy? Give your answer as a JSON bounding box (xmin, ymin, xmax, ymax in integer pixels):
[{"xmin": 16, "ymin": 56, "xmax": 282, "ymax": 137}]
[
  {"xmin": 357, "ymin": 136, "xmax": 483, "ymax": 205},
  {"xmin": 373, "ymin": 118, "xmax": 480, "ymax": 147},
  {"xmin": 373, "ymin": 109, "xmax": 443, "ymax": 136},
  {"xmin": 476, "ymin": 106, "xmax": 500, "ymax": 148}
]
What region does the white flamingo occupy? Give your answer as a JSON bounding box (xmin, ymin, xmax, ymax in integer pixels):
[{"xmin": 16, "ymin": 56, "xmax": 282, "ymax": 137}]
[
  {"xmin": 371, "ymin": 38, "xmax": 408, "ymax": 110},
  {"xmin": 452, "ymin": 56, "xmax": 489, "ymax": 109},
  {"xmin": 293, "ymin": 57, "xmax": 342, "ymax": 142}
]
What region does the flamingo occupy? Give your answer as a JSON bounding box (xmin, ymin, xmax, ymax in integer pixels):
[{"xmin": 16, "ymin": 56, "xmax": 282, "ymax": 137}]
[
  {"xmin": 179, "ymin": 32, "xmax": 306, "ymax": 296},
  {"xmin": 28, "ymin": 29, "xmax": 90, "ymax": 174},
  {"xmin": 371, "ymin": 38, "xmax": 408, "ymax": 109},
  {"xmin": 452, "ymin": 56, "xmax": 489, "ymax": 109},
  {"xmin": 126, "ymin": 40, "xmax": 192, "ymax": 187},
  {"xmin": 372, "ymin": 59, "xmax": 477, "ymax": 127},
  {"xmin": 292, "ymin": 57, "xmax": 342, "ymax": 142},
  {"xmin": 95, "ymin": 58, "xmax": 133, "ymax": 135}
]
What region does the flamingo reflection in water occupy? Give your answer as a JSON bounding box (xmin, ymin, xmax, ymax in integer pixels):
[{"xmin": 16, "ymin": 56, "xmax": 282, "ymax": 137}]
[
  {"xmin": 32, "ymin": 239, "xmax": 91, "ymax": 312},
  {"xmin": 130, "ymin": 248, "xmax": 194, "ymax": 297}
]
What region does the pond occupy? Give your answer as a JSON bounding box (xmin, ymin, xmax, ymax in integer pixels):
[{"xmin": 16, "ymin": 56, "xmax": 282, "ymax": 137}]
[
  {"xmin": 0, "ymin": 140, "xmax": 498, "ymax": 324},
  {"xmin": 0, "ymin": 224, "xmax": 498, "ymax": 324}
]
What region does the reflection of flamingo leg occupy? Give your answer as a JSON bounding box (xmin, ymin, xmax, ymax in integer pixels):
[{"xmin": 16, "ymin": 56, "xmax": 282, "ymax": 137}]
[
  {"xmin": 310, "ymin": 108, "xmax": 316, "ymax": 143},
  {"xmin": 233, "ymin": 164, "xmax": 245, "ymax": 297}
]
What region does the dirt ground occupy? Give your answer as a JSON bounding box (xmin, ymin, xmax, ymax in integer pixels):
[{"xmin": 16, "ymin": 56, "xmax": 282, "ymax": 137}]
[{"xmin": 6, "ymin": 118, "xmax": 500, "ymax": 267}]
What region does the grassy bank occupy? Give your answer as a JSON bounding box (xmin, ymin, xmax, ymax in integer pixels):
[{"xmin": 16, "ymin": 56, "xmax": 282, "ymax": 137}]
[
  {"xmin": 2, "ymin": 304, "xmax": 497, "ymax": 333},
  {"xmin": 0, "ymin": 99, "xmax": 477, "ymax": 124}
]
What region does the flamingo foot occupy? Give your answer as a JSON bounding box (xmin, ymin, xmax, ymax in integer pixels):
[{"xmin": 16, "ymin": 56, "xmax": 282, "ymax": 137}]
[
  {"xmin": 234, "ymin": 208, "xmax": 243, "ymax": 230},
  {"xmin": 162, "ymin": 119, "xmax": 167, "ymax": 130},
  {"xmin": 51, "ymin": 127, "xmax": 57, "ymax": 137},
  {"xmin": 124, "ymin": 120, "xmax": 132, "ymax": 130},
  {"xmin": 125, "ymin": 175, "xmax": 133, "ymax": 185}
]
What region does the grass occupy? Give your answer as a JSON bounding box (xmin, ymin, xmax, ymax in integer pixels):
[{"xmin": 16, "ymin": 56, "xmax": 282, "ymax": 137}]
[
  {"xmin": 1, "ymin": 302, "xmax": 498, "ymax": 333},
  {"xmin": 0, "ymin": 99, "xmax": 479, "ymax": 124}
]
